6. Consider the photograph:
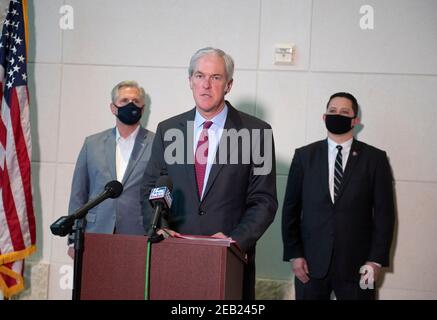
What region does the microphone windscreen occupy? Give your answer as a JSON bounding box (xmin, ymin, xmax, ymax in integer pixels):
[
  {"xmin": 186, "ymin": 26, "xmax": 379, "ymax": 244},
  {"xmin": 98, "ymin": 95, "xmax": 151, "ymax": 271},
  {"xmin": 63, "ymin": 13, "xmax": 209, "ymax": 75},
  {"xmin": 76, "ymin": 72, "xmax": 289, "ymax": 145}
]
[
  {"xmin": 155, "ymin": 175, "xmax": 173, "ymax": 192},
  {"xmin": 104, "ymin": 180, "xmax": 124, "ymax": 198}
]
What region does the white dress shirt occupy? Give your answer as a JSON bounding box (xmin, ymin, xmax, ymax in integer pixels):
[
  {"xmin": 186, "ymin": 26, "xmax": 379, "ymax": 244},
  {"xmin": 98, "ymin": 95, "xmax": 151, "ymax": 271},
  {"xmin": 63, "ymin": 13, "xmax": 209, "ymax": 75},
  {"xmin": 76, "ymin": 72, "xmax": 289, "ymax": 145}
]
[
  {"xmin": 193, "ymin": 104, "xmax": 228, "ymax": 199},
  {"xmin": 115, "ymin": 126, "xmax": 140, "ymax": 182}
]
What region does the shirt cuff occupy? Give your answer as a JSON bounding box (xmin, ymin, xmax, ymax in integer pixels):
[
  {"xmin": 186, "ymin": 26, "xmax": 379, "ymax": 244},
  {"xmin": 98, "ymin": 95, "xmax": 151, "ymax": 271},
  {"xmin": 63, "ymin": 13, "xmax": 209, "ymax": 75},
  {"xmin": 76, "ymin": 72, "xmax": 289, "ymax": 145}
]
[{"xmin": 368, "ymin": 261, "xmax": 382, "ymax": 268}]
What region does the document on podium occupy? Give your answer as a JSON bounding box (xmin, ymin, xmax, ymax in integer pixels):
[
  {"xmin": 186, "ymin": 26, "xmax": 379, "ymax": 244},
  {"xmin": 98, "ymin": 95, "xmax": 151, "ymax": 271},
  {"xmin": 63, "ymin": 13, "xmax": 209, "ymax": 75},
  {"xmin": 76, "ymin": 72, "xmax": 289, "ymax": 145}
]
[
  {"xmin": 171, "ymin": 233, "xmax": 246, "ymax": 264},
  {"xmin": 174, "ymin": 233, "xmax": 236, "ymax": 245}
]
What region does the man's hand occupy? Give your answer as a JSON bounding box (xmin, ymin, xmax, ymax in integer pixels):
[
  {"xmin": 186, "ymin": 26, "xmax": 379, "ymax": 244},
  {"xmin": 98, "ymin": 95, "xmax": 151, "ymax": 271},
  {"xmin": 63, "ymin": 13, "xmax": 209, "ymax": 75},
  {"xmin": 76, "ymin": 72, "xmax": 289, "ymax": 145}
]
[
  {"xmin": 211, "ymin": 232, "xmax": 229, "ymax": 239},
  {"xmin": 157, "ymin": 228, "xmax": 179, "ymax": 238},
  {"xmin": 67, "ymin": 247, "xmax": 74, "ymax": 260},
  {"xmin": 292, "ymin": 257, "xmax": 310, "ymax": 283},
  {"xmin": 360, "ymin": 261, "xmax": 381, "ymax": 287}
]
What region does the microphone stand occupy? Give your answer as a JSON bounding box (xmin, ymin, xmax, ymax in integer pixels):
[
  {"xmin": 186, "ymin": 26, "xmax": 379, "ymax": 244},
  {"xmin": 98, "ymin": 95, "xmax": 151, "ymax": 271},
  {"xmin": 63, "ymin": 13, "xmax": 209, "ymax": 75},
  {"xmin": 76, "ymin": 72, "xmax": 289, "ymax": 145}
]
[
  {"xmin": 63, "ymin": 193, "xmax": 109, "ymax": 300},
  {"xmin": 149, "ymin": 232, "xmax": 164, "ymax": 243},
  {"xmin": 50, "ymin": 181, "xmax": 123, "ymax": 300},
  {"xmin": 72, "ymin": 218, "xmax": 86, "ymax": 300},
  {"xmin": 144, "ymin": 205, "xmax": 165, "ymax": 300},
  {"xmin": 148, "ymin": 204, "xmax": 165, "ymax": 244}
]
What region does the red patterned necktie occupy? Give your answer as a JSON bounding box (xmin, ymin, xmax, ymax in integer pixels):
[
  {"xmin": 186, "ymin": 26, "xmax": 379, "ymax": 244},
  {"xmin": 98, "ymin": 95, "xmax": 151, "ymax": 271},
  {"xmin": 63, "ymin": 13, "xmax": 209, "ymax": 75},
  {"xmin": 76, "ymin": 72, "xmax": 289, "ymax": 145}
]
[{"xmin": 194, "ymin": 121, "xmax": 213, "ymax": 198}]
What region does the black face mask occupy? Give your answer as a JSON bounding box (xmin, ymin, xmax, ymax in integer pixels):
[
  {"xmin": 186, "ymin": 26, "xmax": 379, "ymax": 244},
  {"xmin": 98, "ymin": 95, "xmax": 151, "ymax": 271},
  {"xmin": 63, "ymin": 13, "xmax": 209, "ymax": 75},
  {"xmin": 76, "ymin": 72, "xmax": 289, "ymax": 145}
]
[
  {"xmin": 325, "ymin": 114, "xmax": 354, "ymax": 134},
  {"xmin": 114, "ymin": 102, "xmax": 142, "ymax": 125}
]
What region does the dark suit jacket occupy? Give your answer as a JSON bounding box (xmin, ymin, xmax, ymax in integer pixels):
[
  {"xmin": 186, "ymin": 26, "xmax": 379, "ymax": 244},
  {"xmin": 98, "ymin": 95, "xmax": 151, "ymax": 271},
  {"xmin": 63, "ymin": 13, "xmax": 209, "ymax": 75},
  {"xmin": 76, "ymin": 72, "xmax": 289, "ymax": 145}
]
[
  {"xmin": 282, "ymin": 139, "xmax": 395, "ymax": 281},
  {"xmin": 143, "ymin": 102, "xmax": 278, "ymax": 298}
]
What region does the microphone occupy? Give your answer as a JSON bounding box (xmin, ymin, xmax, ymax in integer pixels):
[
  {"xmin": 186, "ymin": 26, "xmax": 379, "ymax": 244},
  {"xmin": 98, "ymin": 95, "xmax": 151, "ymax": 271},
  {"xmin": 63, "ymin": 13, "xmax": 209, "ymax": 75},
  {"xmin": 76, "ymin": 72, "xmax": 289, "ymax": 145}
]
[
  {"xmin": 50, "ymin": 180, "xmax": 123, "ymax": 237},
  {"xmin": 149, "ymin": 175, "xmax": 173, "ymax": 233}
]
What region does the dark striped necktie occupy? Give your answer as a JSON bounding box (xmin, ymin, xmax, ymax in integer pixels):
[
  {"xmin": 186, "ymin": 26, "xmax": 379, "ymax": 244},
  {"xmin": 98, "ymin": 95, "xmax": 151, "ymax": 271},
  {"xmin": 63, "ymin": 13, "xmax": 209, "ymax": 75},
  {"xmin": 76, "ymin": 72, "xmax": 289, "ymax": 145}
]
[{"xmin": 334, "ymin": 145, "xmax": 343, "ymax": 202}]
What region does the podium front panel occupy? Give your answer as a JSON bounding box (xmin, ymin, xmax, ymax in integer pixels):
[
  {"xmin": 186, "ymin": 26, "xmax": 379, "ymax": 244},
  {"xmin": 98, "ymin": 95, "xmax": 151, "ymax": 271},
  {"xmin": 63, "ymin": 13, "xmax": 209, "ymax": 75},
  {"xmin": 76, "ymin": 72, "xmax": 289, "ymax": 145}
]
[
  {"xmin": 150, "ymin": 238, "xmax": 244, "ymax": 300},
  {"xmin": 81, "ymin": 233, "xmax": 147, "ymax": 300},
  {"xmin": 81, "ymin": 234, "xmax": 244, "ymax": 300}
]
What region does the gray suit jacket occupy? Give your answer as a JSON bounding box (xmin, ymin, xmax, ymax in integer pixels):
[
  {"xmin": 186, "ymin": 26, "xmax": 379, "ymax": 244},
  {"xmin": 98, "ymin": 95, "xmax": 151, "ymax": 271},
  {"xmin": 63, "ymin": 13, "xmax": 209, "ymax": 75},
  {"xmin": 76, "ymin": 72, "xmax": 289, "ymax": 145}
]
[{"xmin": 68, "ymin": 126, "xmax": 154, "ymax": 237}]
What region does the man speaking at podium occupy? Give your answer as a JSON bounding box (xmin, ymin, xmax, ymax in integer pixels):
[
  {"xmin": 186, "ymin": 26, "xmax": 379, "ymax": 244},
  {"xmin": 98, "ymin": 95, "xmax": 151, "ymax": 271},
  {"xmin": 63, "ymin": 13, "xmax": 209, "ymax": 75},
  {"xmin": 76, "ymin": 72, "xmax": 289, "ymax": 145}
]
[
  {"xmin": 67, "ymin": 80, "xmax": 154, "ymax": 258},
  {"xmin": 142, "ymin": 48, "xmax": 278, "ymax": 299}
]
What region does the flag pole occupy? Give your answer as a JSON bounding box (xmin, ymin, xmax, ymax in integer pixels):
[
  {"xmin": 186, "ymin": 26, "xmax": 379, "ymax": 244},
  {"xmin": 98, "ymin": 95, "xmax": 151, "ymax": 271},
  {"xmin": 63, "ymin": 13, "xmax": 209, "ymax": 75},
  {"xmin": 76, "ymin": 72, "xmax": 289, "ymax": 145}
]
[{"xmin": 22, "ymin": 0, "xmax": 28, "ymax": 59}]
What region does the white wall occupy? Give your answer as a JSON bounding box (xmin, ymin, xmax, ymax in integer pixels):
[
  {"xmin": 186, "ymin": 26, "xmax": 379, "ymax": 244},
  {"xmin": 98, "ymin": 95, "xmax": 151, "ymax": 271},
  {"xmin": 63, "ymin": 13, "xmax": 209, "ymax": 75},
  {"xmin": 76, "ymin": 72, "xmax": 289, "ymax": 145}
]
[{"xmin": 27, "ymin": 0, "xmax": 437, "ymax": 299}]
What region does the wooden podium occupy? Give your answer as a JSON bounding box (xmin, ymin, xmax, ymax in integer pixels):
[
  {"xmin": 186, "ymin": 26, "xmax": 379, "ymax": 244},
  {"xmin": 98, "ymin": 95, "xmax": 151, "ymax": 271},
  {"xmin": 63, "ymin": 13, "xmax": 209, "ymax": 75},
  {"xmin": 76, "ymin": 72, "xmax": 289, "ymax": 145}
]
[{"xmin": 80, "ymin": 233, "xmax": 246, "ymax": 300}]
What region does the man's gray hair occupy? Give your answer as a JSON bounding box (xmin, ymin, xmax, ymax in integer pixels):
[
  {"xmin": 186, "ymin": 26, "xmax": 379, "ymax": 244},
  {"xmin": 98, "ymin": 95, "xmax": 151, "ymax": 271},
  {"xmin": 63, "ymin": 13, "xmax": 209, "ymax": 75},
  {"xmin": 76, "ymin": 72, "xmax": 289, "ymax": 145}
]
[
  {"xmin": 188, "ymin": 47, "xmax": 234, "ymax": 81},
  {"xmin": 111, "ymin": 80, "xmax": 146, "ymax": 104}
]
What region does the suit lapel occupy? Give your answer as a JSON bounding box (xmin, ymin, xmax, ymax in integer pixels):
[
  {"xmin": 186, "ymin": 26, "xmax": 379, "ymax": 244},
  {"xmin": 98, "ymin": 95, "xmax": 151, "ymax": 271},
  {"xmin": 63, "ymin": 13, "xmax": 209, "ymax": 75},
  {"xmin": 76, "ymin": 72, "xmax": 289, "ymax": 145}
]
[
  {"xmin": 202, "ymin": 103, "xmax": 241, "ymax": 201},
  {"xmin": 122, "ymin": 127, "xmax": 148, "ymax": 185},
  {"xmin": 319, "ymin": 139, "xmax": 332, "ymax": 205},
  {"xmin": 104, "ymin": 128, "xmax": 117, "ymax": 180},
  {"xmin": 181, "ymin": 108, "xmax": 200, "ymax": 201},
  {"xmin": 335, "ymin": 139, "xmax": 362, "ymax": 202}
]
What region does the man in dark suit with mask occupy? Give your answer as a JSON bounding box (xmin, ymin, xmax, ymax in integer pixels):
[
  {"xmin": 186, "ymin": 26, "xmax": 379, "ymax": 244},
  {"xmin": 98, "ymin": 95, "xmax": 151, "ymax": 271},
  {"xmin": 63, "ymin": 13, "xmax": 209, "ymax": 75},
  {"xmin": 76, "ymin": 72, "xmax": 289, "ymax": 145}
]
[
  {"xmin": 143, "ymin": 47, "xmax": 277, "ymax": 299},
  {"xmin": 282, "ymin": 92, "xmax": 395, "ymax": 300}
]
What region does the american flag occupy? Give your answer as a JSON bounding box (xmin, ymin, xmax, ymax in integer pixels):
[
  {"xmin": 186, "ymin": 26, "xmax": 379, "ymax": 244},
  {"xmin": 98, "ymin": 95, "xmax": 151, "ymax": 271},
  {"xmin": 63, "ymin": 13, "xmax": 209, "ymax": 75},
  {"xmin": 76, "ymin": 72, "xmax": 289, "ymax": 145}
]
[{"xmin": 0, "ymin": 0, "xmax": 35, "ymax": 299}]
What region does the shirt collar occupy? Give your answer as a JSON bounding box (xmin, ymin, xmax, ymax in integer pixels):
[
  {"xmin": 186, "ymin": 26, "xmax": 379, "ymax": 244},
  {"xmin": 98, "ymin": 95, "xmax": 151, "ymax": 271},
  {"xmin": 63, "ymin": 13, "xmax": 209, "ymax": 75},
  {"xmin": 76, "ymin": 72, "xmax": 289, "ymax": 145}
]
[
  {"xmin": 194, "ymin": 103, "xmax": 228, "ymax": 130},
  {"xmin": 116, "ymin": 125, "xmax": 140, "ymax": 142},
  {"xmin": 327, "ymin": 137, "xmax": 353, "ymax": 152}
]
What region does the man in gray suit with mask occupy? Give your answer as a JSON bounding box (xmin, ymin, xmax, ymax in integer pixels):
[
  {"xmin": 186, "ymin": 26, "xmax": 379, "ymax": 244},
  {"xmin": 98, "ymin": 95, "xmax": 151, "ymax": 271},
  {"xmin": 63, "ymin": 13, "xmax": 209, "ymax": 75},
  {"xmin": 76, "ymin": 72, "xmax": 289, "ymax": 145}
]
[{"xmin": 67, "ymin": 80, "xmax": 154, "ymax": 258}]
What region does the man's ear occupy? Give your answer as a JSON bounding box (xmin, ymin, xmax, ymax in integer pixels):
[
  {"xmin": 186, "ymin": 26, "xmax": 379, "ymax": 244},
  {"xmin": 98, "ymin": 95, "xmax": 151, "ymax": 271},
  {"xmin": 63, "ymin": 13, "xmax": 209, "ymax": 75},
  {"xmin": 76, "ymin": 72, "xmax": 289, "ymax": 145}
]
[
  {"xmin": 352, "ymin": 116, "xmax": 361, "ymax": 126},
  {"xmin": 110, "ymin": 103, "xmax": 117, "ymax": 115},
  {"xmin": 225, "ymin": 79, "xmax": 233, "ymax": 94}
]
